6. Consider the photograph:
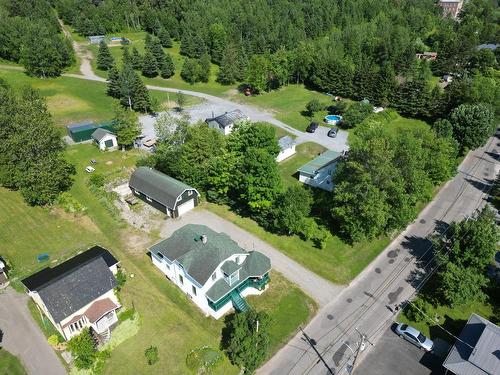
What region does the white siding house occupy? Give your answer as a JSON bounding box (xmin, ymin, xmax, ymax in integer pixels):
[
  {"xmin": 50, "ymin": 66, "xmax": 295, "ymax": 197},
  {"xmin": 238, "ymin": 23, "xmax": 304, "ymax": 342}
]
[
  {"xmin": 205, "ymin": 110, "xmax": 249, "ymax": 136},
  {"xmin": 149, "ymin": 224, "xmax": 271, "ymax": 319},
  {"xmin": 276, "ymin": 136, "xmax": 296, "ymax": 162},
  {"xmin": 297, "ymin": 150, "xmax": 343, "ymax": 192},
  {"xmin": 91, "ymin": 128, "xmax": 118, "ymax": 151}
]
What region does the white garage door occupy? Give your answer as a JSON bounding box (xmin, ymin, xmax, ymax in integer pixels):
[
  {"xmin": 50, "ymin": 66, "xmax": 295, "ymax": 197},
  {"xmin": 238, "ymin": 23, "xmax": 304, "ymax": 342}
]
[{"xmin": 176, "ymin": 199, "xmax": 195, "ymax": 216}]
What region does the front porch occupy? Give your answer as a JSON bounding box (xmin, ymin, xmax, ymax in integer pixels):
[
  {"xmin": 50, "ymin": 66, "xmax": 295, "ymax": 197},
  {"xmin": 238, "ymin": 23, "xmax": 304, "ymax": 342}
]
[{"xmin": 207, "ymin": 273, "xmax": 270, "ymax": 313}]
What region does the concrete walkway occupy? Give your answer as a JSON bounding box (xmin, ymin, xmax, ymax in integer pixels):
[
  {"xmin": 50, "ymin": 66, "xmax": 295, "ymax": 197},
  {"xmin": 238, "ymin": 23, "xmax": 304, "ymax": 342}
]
[
  {"xmin": 0, "ymin": 288, "xmax": 67, "ymax": 375},
  {"xmin": 160, "ymin": 209, "xmax": 342, "ymax": 307}
]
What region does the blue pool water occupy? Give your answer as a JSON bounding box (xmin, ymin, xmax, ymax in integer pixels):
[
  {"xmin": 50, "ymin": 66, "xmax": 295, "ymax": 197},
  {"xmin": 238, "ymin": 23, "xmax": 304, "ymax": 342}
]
[{"xmin": 325, "ymin": 115, "xmax": 342, "ymax": 125}]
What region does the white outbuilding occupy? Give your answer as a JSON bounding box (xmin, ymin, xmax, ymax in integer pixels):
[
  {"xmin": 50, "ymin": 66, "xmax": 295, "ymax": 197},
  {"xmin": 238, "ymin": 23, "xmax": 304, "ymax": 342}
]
[
  {"xmin": 276, "ymin": 136, "xmax": 296, "ymax": 162},
  {"xmin": 91, "ymin": 128, "xmax": 118, "ymax": 151}
]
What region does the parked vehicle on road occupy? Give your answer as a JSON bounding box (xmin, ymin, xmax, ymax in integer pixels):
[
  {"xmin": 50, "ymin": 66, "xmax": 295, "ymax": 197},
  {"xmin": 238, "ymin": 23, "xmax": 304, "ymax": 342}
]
[
  {"xmin": 306, "ymin": 122, "xmax": 319, "ymax": 133},
  {"xmin": 395, "ymin": 323, "xmax": 434, "ymax": 352}
]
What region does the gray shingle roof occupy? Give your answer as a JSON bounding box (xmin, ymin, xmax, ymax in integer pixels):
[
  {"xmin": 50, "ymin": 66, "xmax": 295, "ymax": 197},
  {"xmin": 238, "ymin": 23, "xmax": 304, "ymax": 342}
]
[
  {"xmin": 206, "ymin": 109, "xmax": 247, "ymax": 129},
  {"xmin": 149, "ymin": 224, "xmax": 271, "ymax": 287},
  {"xmin": 36, "ymin": 257, "xmax": 117, "ymax": 323},
  {"xmin": 91, "ymin": 128, "xmax": 115, "ymax": 142},
  {"xmin": 443, "ymin": 313, "xmax": 500, "ymax": 375},
  {"xmin": 221, "ymin": 260, "xmax": 241, "ymax": 275},
  {"xmin": 129, "ymin": 167, "xmax": 199, "ymax": 209}
]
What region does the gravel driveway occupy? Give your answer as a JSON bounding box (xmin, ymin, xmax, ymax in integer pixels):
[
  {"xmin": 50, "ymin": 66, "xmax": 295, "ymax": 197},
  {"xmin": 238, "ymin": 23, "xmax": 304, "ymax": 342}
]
[
  {"xmin": 160, "ymin": 209, "xmax": 343, "ymax": 307},
  {"xmin": 0, "ymin": 288, "xmax": 66, "ymax": 375}
]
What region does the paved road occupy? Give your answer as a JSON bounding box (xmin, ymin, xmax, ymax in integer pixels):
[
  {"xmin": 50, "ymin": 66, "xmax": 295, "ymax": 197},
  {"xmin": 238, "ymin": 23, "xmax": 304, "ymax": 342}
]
[
  {"xmin": 356, "ymin": 325, "xmax": 446, "ymax": 375},
  {"xmin": 258, "ymin": 132, "xmax": 500, "ymax": 374},
  {"xmin": 160, "ymin": 209, "xmax": 343, "ymax": 307},
  {"xmin": 0, "ymin": 288, "xmax": 67, "ymax": 375}
]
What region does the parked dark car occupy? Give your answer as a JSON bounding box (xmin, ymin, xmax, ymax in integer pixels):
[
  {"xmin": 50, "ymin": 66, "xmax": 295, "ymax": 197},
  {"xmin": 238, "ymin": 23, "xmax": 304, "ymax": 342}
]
[
  {"xmin": 327, "ymin": 127, "xmax": 339, "ymax": 138},
  {"xmin": 306, "ymin": 122, "xmax": 319, "ymax": 133}
]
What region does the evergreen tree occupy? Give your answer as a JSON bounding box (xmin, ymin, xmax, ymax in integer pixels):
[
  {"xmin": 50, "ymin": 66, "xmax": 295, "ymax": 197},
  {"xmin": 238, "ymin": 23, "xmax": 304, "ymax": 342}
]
[
  {"xmin": 144, "ymin": 33, "xmax": 153, "ymax": 52},
  {"xmin": 96, "ymin": 40, "xmax": 114, "ymax": 71},
  {"xmin": 122, "ymin": 47, "xmax": 131, "ymax": 66},
  {"xmin": 113, "ymin": 104, "xmax": 141, "ymax": 147},
  {"xmin": 217, "ymin": 44, "xmax": 240, "ymax": 85},
  {"xmin": 157, "ymin": 28, "xmax": 172, "ymax": 48},
  {"xmin": 106, "ymin": 65, "xmax": 121, "ymax": 98},
  {"xmin": 159, "ymin": 53, "xmax": 175, "ymax": 79},
  {"xmin": 119, "ymin": 63, "xmax": 136, "ymax": 110},
  {"xmin": 180, "ymin": 32, "xmax": 195, "ymax": 57},
  {"xmin": 21, "ymin": 25, "xmax": 64, "ymax": 77},
  {"xmin": 130, "ymin": 47, "xmax": 143, "ymax": 70},
  {"xmin": 150, "ymin": 38, "xmax": 166, "ymax": 66},
  {"xmin": 181, "ymin": 58, "xmax": 200, "ymax": 84},
  {"xmin": 131, "ymin": 74, "xmax": 151, "ymax": 113},
  {"xmin": 199, "ymin": 53, "xmax": 211, "ymax": 83},
  {"xmin": 142, "ymin": 50, "xmax": 159, "ymax": 77},
  {"xmin": 208, "ymin": 23, "xmax": 227, "ymax": 64}
]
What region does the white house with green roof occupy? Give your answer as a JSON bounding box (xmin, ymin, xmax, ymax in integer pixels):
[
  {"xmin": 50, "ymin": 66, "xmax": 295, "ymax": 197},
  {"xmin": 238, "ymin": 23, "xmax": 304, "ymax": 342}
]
[
  {"xmin": 297, "ymin": 150, "xmax": 343, "ymax": 192},
  {"xmin": 149, "ymin": 224, "xmax": 271, "ymax": 319}
]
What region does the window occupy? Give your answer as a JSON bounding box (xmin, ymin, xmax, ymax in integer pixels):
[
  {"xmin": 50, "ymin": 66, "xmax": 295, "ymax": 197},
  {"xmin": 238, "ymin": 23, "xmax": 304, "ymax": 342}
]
[
  {"xmin": 179, "ymin": 275, "xmax": 184, "ymax": 285},
  {"xmin": 211, "ymin": 272, "xmax": 216, "ymax": 281},
  {"xmin": 157, "ymin": 253, "xmax": 163, "ymax": 259},
  {"xmin": 188, "ymin": 190, "xmax": 193, "ymax": 196},
  {"xmin": 146, "ymin": 195, "xmax": 152, "ymax": 202},
  {"xmin": 192, "ymin": 285, "xmax": 197, "ymax": 296}
]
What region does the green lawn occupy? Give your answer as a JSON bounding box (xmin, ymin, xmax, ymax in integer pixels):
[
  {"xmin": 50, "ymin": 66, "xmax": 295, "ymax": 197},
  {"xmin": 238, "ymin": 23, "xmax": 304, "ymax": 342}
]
[
  {"xmin": 204, "ymin": 203, "xmax": 390, "ymax": 285},
  {"xmin": 0, "ymin": 350, "xmax": 27, "ymax": 375},
  {"xmin": 278, "ymin": 142, "xmax": 326, "ymax": 188},
  {"xmin": 238, "ymin": 85, "xmax": 334, "ymax": 131},
  {"xmin": 248, "ymin": 271, "xmax": 317, "ymax": 356},
  {"xmin": 399, "ymin": 281, "xmax": 500, "ymax": 344},
  {"xmin": 0, "ymin": 68, "xmax": 201, "ymax": 127},
  {"xmin": 86, "ymin": 33, "xmax": 232, "ymax": 97},
  {"xmin": 3, "ymin": 143, "xmax": 314, "ymax": 374}
]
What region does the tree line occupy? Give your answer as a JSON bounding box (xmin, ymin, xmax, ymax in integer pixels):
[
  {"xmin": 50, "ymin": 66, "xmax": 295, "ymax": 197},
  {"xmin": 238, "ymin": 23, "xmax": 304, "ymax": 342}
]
[
  {"xmin": 0, "ymin": 0, "xmax": 75, "ymax": 77},
  {"xmin": 0, "ymin": 79, "xmax": 75, "ymax": 205}
]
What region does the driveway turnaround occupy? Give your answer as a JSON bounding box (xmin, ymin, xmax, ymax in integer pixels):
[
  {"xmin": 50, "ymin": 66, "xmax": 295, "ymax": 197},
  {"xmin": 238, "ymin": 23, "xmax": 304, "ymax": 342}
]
[
  {"xmin": 258, "ymin": 132, "xmax": 500, "ymax": 374},
  {"xmin": 0, "ymin": 287, "xmax": 67, "ymax": 375},
  {"xmin": 160, "ymin": 209, "xmax": 343, "ymax": 307}
]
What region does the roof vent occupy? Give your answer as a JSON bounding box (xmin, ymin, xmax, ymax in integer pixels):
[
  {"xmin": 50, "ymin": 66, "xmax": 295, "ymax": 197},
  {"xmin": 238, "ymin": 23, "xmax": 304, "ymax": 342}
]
[{"xmin": 201, "ymin": 234, "xmax": 207, "ymax": 244}]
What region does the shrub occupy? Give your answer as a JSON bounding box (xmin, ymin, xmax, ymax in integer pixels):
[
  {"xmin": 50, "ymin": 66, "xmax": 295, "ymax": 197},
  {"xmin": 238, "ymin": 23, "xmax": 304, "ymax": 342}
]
[
  {"xmin": 305, "ymin": 99, "xmax": 322, "ymax": 115},
  {"xmin": 88, "ymin": 173, "xmax": 106, "ymax": 188},
  {"xmin": 405, "ymin": 299, "xmax": 428, "ymax": 323},
  {"xmin": 67, "ymin": 328, "xmax": 97, "ymax": 369},
  {"xmin": 57, "ymin": 192, "xmax": 86, "ymax": 213},
  {"xmin": 145, "ymin": 346, "xmax": 159, "ymax": 365},
  {"xmin": 118, "ymin": 308, "xmax": 136, "ymax": 323},
  {"xmin": 186, "ymin": 346, "xmax": 223, "ymax": 373},
  {"xmin": 47, "ymin": 334, "xmax": 60, "ymax": 346},
  {"xmin": 115, "ymin": 269, "xmax": 127, "ymax": 292},
  {"xmin": 93, "ymin": 349, "xmax": 111, "ymax": 375}
]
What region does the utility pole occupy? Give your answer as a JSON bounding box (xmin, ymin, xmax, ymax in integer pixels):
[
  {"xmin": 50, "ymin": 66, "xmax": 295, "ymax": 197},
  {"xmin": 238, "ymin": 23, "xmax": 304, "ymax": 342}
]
[{"xmin": 347, "ymin": 329, "xmax": 374, "ymax": 374}]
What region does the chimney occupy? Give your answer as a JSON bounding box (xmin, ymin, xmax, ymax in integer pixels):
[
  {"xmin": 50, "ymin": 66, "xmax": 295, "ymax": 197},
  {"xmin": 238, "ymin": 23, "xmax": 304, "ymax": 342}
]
[{"xmin": 201, "ymin": 234, "xmax": 207, "ymax": 244}]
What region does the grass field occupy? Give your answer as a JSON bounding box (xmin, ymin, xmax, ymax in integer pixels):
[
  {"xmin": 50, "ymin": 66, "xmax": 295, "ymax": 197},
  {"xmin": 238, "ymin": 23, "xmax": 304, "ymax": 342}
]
[
  {"xmin": 2, "ymin": 143, "xmax": 315, "ymax": 374},
  {"xmin": 0, "ymin": 68, "xmax": 201, "ymax": 127},
  {"xmin": 204, "ymin": 202, "xmax": 390, "ymax": 285},
  {"xmin": 0, "ymin": 350, "xmax": 27, "ymax": 375},
  {"xmin": 278, "ymin": 142, "xmax": 326, "ymax": 188}
]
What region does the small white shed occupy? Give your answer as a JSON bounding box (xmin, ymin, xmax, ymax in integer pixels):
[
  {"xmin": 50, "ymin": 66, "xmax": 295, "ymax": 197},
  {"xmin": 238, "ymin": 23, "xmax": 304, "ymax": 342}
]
[
  {"xmin": 276, "ymin": 136, "xmax": 296, "ymax": 162},
  {"xmin": 91, "ymin": 128, "xmax": 118, "ymax": 151}
]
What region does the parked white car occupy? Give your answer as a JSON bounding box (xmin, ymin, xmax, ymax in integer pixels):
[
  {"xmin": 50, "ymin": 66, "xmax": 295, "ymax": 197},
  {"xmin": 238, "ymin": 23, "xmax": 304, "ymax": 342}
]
[
  {"xmin": 395, "ymin": 323, "xmax": 434, "ymax": 352},
  {"xmin": 85, "ymin": 166, "xmax": 95, "ymax": 173}
]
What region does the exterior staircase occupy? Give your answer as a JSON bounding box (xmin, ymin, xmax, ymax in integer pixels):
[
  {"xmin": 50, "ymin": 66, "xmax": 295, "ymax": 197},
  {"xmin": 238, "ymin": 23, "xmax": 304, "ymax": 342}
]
[{"xmin": 230, "ymin": 290, "xmax": 249, "ymax": 313}]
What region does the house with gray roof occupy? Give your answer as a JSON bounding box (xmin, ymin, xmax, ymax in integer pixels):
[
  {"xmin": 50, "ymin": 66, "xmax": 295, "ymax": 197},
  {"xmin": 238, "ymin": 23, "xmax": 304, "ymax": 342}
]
[
  {"xmin": 149, "ymin": 224, "xmax": 271, "ymax": 319},
  {"xmin": 129, "ymin": 167, "xmax": 200, "ymax": 218},
  {"xmin": 205, "ymin": 109, "xmax": 249, "ymax": 135},
  {"xmin": 297, "ymin": 150, "xmax": 343, "ymax": 192},
  {"xmin": 21, "ymin": 246, "xmax": 121, "ymax": 341},
  {"xmin": 276, "ymin": 136, "xmax": 296, "ymax": 162},
  {"xmin": 91, "ymin": 128, "xmax": 118, "ymax": 151},
  {"xmin": 443, "ymin": 313, "xmax": 500, "ymax": 375}
]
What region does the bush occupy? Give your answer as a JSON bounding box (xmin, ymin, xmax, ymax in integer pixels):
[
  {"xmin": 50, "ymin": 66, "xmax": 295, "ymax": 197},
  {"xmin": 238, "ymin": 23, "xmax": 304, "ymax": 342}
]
[
  {"xmin": 67, "ymin": 328, "xmax": 97, "ymax": 369},
  {"xmin": 93, "ymin": 349, "xmax": 111, "ymax": 375},
  {"xmin": 118, "ymin": 308, "xmax": 136, "ymax": 323},
  {"xmin": 88, "ymin": 173, "xmax": 106, "ymax": 188},
  {"xmin": 47, "ymin": 334, "xmax": 60, "ymax": 346},
  {"xmin": 305, "ymin": 99, "xmax": 322, "ymax": 115},
  {"xmin": 405, "ymin": 299, "xmax": 428, "ymax": 323},
  {"xmin": 57, "ymin": 192, "xmax": 86, "ymax": 213},
  {"xmin": 115, "ymin": 269, "xmax": 127, "ymax": 292},
  {"xmin": 145, "ymin": 346, "xmax": 159, "ymax": 365},
  {"xmin": 186, "ymin": 346, "xmax": 222, "ymax": 373}
]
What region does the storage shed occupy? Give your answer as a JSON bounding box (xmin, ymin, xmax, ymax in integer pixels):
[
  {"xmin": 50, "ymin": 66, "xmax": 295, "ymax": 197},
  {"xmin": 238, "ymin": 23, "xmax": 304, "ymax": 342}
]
[
  {"xmin": 129, "ymin": 167, "xmax": 200, "ymax": 218},
  {"xmin": 91, "ymin": 128, "xmax": 118, "ymax": 151}
]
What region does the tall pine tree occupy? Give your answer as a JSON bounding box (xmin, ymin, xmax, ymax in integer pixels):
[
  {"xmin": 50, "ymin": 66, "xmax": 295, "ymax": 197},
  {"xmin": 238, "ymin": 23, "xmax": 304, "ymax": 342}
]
[
  {"xmin": 142, "ymin": 50, "xmax": 158, "ymax": 77},
  {"xmin": 160, "ymin": 53, "xmax": 175, "ymax": 79},
  {"xmin": 130, "ymin": 47, "xmax": 143, "ymax": 70},
  {"xmin": 199, "ymin": 53, "xmax": 211, "ymax": 83},
  {"xmin": 106, "ymin": 65, "xmax": 121, "ymax": 98},
  {"xmin": 96, "ymin": 40, "xmax": 114, "ymax": 70},
  {"xmin": 157, "ymin": 28, "xmax": 172, "ymax": 48}
]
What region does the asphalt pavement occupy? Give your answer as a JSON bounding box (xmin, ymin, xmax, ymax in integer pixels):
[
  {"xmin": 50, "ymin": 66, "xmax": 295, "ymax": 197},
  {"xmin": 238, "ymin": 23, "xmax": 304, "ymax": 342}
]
[
  {"xmin": 0, "ymin": 287, "xmax": 67, "ymax": 375},
  {"xmin": 258, "ymin": 131, "xmax": 500, "ymax": 374}
]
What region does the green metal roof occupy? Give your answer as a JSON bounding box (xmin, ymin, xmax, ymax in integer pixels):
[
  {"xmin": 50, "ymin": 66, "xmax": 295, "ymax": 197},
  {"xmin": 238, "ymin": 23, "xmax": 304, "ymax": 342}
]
[
  {"xmin": 297, "ymin": 150, "xmax": 341, "ymax": 176},
  {"xmin": 129, "ymin": 167, "xmax": 198, "ymax": 209},
  {"xmin": 149, "ymin": 224, "xmax": 248, "ymax": 285},
  {"xmin": 206, "ymin": 251, "xmax": 271, "ymax": 302},
  {"xmin": 221, "ymin": 260, "xmax": 240, "ymax": 275}
]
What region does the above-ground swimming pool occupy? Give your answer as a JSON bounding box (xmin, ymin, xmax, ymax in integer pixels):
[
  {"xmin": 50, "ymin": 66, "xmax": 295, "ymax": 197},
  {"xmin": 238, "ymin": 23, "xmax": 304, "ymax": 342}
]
[{"xmin": 325, "ymin": 115, "xmax": 342, "ymax": 125}]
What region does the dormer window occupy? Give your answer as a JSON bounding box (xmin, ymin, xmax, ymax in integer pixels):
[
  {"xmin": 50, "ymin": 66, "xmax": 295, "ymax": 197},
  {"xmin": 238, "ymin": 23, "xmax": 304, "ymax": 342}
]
[{"xmin": 224, "ymin": 269, "xmax": 239, "ymax": 286}]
